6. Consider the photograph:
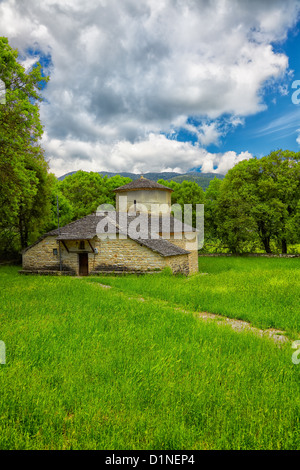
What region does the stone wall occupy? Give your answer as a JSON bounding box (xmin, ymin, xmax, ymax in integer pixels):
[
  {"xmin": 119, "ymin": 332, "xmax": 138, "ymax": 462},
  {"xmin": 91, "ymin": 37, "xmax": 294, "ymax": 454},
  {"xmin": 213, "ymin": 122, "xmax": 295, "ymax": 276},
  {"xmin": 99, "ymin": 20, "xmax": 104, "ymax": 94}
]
[
  {"xmin": 22, "ymin": 234, "xmax": 196, "ymax": 275},
  {"xmin": 93, "ymin": 237, "xmax": 166, "ymax": 272},
  {"xmin": 165, "ymin": 254, "xmax": 190, "ymax": 275},
  {"xmin": 161, "ymin": 232, "xmax": 199, "ymax": 274},
  {"xmin": 22, "ymin": 236, "xmax": 64, "ymax": 271},
  {"xmin": 187, "ymin": 248, "xmax": 199, "ymax": 274},
  {"xmin": 23, "ymin": 237, "xmax": 95, "ymax": 275}
]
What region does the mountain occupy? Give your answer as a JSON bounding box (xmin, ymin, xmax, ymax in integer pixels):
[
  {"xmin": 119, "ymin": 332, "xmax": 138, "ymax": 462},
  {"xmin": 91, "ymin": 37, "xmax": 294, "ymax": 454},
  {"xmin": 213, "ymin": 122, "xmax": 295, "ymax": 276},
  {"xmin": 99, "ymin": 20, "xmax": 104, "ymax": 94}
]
[
  {"xmin": 57, "ymin": 170, "xmax": 225, "ymax": 190},
  {"xmin": 57, "ymin": 170, "xmax": 183, "ymax": 181},
  {"xmin": 170, "ymin": 172, "xmax": 225, "ymax": 189}
]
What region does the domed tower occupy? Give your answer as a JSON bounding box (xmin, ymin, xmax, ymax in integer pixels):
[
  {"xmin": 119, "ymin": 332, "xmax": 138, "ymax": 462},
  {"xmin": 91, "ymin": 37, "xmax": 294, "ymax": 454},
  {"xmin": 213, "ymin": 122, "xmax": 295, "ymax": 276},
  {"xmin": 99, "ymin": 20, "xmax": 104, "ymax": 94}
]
[{"xmin": 113, "ymin": 176, "xmax": 173, "ymax": 215}]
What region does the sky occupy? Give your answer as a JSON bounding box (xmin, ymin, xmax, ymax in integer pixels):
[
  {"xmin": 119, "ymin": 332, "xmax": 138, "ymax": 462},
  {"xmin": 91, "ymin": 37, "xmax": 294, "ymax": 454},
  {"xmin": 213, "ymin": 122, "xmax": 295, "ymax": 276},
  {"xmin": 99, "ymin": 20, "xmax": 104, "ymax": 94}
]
[{"xmin": 1, "ymin": 0, "xmax": 300, "ymax": 177}]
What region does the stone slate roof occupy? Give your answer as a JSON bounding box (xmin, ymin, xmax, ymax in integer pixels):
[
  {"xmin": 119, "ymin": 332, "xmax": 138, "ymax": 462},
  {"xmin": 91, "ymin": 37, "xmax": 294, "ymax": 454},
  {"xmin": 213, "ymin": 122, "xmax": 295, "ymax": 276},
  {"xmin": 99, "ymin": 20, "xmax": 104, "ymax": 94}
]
[
  {"xmin": 135, "ymin": 238, "xmax": 188, "ymax": 257},
  {"xmin": 49, "ymin": 213, "xmax": 99, "ymax": 240},
  {"xmin": 113, "ymin": 176, "xmax": 173, "ymax": 192},
  {"xmin": 117, "ymin": 213, "xmax": 196, "ymax": 234},
  {"xmin": 24, "ymin": 212, "xmax": 194, "ymax": 257}
]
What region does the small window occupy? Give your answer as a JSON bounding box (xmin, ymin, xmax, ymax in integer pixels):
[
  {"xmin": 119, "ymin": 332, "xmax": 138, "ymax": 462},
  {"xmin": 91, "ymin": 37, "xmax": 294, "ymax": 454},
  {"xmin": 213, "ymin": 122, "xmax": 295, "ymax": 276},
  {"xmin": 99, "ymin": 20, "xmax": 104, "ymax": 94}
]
[
  {"xmin": 53, "ymin": 248, "xmax": 58, "ymax": 256},
  {"xmin": 79, "ymin": 240, "xmax": 85, "ymax": 250}
]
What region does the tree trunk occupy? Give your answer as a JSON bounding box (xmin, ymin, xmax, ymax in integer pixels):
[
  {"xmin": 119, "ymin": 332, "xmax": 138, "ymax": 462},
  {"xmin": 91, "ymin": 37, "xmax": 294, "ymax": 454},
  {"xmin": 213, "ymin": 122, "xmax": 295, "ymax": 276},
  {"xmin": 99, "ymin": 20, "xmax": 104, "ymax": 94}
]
[
  {"xmin": 18, "ymin": 209, "xmax": 28, "ymax": 249},
  {"xmin": 19, "ymin": 215, "xmax": 25, "ymax": 249},
  {"xmin": 262, "ymin": 237, "xmax": 272, "ymax": 254},
  {"xmin": 258, "ymin": 221, "xmax": 272, "ymax": 254},
  {"xmin": 281, "ymin": 238, "xmax": 287, "ymax": 254}
]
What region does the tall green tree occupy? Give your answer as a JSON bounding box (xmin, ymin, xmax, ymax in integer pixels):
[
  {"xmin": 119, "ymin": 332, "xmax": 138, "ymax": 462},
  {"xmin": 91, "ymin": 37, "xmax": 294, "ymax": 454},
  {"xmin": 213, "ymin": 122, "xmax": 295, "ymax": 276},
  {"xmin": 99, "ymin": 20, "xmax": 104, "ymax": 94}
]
[
  {"xmin": 0, "ymin": 37, "xmax": 50, "ymax": 254},
  {"xmin": 258, "ymin": 150, "xmax": 300, "ymax": 253},
  {"xmin": 215, "ymin": 150, "xmax": 300, "ymax": 254},
  {"xmin": 204, "ymin": 177, "xmax": 223, "ymax": 249},
  {"xmin": 158, "ymin": 179, "xmax": 205, "ymax": 227},
  {"xmin": 58, "ymin": 171, "xmax": 131, "ymax": 221}
]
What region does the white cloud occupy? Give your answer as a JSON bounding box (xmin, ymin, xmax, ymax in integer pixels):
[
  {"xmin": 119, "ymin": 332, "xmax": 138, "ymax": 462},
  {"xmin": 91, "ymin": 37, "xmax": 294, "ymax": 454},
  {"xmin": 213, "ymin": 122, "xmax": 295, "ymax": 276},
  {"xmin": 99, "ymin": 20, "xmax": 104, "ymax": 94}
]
[
  {"xmin": 42, "ymin": 131, "xmax": 252, "ymax": 177},
  {"xmin": 0, "ymin": 0, "xmax": 299, "ymax": 175}
]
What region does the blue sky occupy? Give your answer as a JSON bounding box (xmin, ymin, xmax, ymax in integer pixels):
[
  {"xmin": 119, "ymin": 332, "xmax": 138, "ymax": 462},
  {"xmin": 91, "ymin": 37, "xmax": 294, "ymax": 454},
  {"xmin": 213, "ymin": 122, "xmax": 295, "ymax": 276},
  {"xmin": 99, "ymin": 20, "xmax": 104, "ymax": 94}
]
[{"xmin": 1, "ymin": 0, "xmax": 300, "ymax": 176}]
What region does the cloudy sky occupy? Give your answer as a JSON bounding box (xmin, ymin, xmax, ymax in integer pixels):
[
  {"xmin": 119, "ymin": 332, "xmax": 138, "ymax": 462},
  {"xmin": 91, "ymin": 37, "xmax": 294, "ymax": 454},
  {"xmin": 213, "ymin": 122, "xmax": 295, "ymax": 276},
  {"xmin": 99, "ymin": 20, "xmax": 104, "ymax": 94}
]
[{"xmin": 1, "ymin": 0, "xmax": 300, "ymax": 177}]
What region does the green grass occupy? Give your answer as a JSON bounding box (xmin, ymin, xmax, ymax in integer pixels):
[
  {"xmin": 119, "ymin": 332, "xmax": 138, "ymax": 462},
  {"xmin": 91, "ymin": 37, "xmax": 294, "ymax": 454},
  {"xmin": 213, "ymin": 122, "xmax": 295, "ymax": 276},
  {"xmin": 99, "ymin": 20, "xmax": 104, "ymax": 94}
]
[
  {"xmin": 88, "ymin": 256, "xmax": 300, "ymax": 338},
  {"xmin": 0, "ymin": 263, "xmax": 299, "ymax": 450}
]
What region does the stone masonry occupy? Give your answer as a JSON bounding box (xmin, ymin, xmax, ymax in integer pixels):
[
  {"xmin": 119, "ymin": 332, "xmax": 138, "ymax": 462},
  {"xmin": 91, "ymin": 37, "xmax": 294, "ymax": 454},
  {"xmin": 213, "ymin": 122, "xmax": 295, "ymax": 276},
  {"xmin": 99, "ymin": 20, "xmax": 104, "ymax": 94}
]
[
  {"xmin": 22, "ymin": 234, "xmax": 196, "ymax": 275},
  {"xmin": 22, "ymin": 177, "xmax": 199, "ymax": 276}
]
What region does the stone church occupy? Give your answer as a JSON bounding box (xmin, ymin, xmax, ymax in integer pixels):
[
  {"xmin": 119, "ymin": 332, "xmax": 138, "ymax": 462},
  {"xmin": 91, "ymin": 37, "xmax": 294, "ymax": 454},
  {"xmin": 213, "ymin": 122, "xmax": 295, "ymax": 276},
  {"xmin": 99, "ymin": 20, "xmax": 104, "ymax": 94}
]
[{"xmin": 22, "ymin": 177, "xmax": 199, "ymax": 275}]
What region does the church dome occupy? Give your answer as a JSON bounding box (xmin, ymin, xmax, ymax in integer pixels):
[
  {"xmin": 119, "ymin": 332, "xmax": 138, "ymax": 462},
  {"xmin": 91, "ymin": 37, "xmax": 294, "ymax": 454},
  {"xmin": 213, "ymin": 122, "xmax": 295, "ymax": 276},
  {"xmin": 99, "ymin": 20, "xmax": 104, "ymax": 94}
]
[
  {"xmin": 114, "ymin": 176, "xmax": 173, "ymax": 214},
  {"xmin": 113, "ymin": 176, "xmax": 173, "ymax": 192}
]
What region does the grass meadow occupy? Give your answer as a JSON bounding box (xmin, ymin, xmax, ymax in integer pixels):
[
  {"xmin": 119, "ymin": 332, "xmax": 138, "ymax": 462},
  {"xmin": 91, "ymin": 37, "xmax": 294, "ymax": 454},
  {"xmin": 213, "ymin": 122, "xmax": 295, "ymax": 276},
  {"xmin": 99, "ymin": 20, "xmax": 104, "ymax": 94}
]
[
  {"xmin": 0, "ymin": 258, "xmax": 299, "ymax": 450},
  {"xmin": 91, "ymin": 256, "xmax": 300, "ymax": 339}
]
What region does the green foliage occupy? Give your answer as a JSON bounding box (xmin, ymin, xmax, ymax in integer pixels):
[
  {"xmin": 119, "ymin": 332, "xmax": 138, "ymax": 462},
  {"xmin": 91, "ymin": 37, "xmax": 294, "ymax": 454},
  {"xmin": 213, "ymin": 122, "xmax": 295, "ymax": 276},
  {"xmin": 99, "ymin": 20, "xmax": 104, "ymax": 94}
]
[
  {"xmin": 203, "ymin": 177, "xmax": 223, "ymax": 248},
  {"xmin": 158, "ymin": 179, "xmax": 205, "ymax": 227},
  {"xmin": 161, "ymin": 266, "xmax": 173, "ymax": 276},
  {"xmin": 56, "ymin": 171, "xmax": 131, "ymax": 221},
  {"xmin": 158, "ymin": 179, "xmax": 205, "ymax": 206},
  {"xmin": 169, "ymin": 172, "xmax": 224, "ymax": 190},
  {"xmin": 46, "ymin": 175, "xmax": 74, "ymax": 231},
  {"xmin": 59, "ymin": 171, "xmax": 225, "ymax": 191},
  {"xmin": 0, "ymin": 37, "xmax": 50, "ymax": 255},
  {"xmin": 205, "ymin": 150, "xmax": 300, "ymax": 254}
]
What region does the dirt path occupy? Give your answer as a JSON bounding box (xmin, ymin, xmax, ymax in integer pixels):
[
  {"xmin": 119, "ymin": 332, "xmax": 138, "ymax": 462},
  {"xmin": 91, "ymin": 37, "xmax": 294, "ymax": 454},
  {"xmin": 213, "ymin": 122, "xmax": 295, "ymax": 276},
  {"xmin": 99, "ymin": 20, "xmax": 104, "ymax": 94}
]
[
  {"xmin": 85, "ymin": 280, "xmax": 290, "ymax": 345},
  {"xmin": 195, "ymin": 311, "xmax": 288, "ymax": 344}
]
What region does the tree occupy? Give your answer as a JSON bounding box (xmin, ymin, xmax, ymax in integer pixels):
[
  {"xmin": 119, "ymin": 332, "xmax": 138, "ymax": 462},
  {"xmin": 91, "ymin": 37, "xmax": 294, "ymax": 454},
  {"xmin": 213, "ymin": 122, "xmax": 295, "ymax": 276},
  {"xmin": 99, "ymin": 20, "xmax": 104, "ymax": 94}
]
[
  {"xmin": 215, "ymin": 150, "xmax": 300, "ymax": 254},
  {"xmin": 203, "ymin": 177, "xmax": 223, "ymax": 250},
  {"xmin": 58, "ymin": 171, "xmax": 132, "ymax": 221},
  {"xmin": 41, "ymin": 174, "xmax": 73, "ymax": 232},
  {"xmin": 258, "ymin": 150, "xmax": 300, "ymax": 253},
  {"xmin": 0, "ymin": 37, "xmax": 50, "ymax": 254},
  {"xmin": 158, "ymin": 179, "xmax": 205, "ymax": 227},
  {"xmin": 215, "ymin": 178, "xmax": 259, "ymax": 253}
]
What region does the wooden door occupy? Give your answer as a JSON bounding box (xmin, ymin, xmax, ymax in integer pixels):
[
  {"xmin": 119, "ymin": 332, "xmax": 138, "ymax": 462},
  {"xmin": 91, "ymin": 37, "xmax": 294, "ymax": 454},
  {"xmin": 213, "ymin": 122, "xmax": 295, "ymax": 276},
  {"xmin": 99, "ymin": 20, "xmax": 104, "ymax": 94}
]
[{"xmin": 78, "ymin": 253, "xmax": 88, "ymax": 276}]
